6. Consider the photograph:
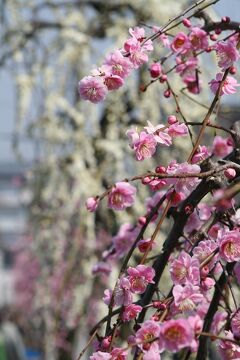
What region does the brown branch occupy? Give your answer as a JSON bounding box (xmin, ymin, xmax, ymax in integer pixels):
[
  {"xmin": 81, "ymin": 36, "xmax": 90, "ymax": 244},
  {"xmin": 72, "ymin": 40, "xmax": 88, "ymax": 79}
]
[
  {"xmin": 196, "ymin": 263, "xmax": 236, "ymax": 360},
  {"xmin": 187, "ymin": 68, "xmax": 230, "ymax": 162},
  {"xmin": 203, "ymin": 21, "xmax": 240, "ymax": 32}
]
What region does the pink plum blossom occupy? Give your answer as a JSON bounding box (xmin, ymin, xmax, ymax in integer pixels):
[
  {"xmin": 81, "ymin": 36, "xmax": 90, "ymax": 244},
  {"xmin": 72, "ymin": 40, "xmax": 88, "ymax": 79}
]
[
  {"xmin": 231, "ymin": 310, "xmax": 240, "ymax": 338},
  {"xmin": 209, "ymin": 73, "xmax": 240, "ymax": 95},
  {"xmin": 108, "ymin": 182, "xmax": 136, "ymax": 210},
  {"xmin": 78, "ymin": 76, "xmax": 108, "ymax": 103},
  {"xmin": 127, "ymin": 265, "xmax": 155, "ymax": 294},
  {"xmin": 173, "ymin": 284, "xmax": 204, "ymax": 312},
  {"xmin": 111, "ymin": 348, "xmax": 128, "ymax": 360},
  {"xmin": 171, "ymin": 32, "xmax": 189, "ymax": 53},
  {"xmin": 135, "ymin": 320, "xmax": 161, "ymax": 350},
  {"xmin": 122, "ymin": 304, "xmax": 142, "ymax": 322},
  {"xmin": 86, "ymin": 197, "xmax": 99, "ymax": 212},
  {"xmin": 170, "ymin": 251, "xmax": 200, "ymax": 285},
  {"xmin": 90, "ymin": 351, "xmax": 111, "ymax": 360},
  {"xmin": 188, "ymin": 27, "xmax": 208, "ymax": 50},
  {"xmin": 159, "ymin": 318, "xmax": 194, "ymax": 352},
  {"xmin": 218, "ymin": 331, "xmax": 240, "ymax": 359},
  {"xmin": 104, "ymin": 50, "xmax": 132, "ymax": 78},
  {"xmin": 219, "ymin": 229, "xmax": 240, "ymax": 262},
  {"xmin": 192, "ymin": 145, "xmax": 211, "ymax": 164},
  {"xmin": 193, "ymin": 240, "xmax": 219, "ymax": 272},
  {"xmin": 215, "ymin": 40, "xmax": 240, "ymax": 69},
  {"xmin": 127, "ymin": 130, "xmax": 157, "ymax": 161},
  {"xmin": 167, "ymin": 122, "xmax": 188, "ymax": 138},
  {"xmin": 213, "ymin": 136, "xmax": 233, "ymax": 157},
  {"xmin": 144, "ymin": 121, "xmax": 172, "ymax": 146}
]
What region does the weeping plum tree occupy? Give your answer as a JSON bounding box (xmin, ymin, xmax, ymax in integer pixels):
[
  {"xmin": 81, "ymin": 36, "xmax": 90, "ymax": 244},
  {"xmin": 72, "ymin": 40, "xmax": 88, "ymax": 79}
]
[{"xmin": 77, "ymin": 0, "xmax": 240, "ymax": 359}]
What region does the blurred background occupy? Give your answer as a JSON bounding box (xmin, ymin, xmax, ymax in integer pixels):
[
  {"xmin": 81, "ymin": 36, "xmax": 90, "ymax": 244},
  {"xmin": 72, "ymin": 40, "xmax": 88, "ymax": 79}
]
[{"xmin": 0, "ymin": 0, "xmax": 239, "ymax": 359}]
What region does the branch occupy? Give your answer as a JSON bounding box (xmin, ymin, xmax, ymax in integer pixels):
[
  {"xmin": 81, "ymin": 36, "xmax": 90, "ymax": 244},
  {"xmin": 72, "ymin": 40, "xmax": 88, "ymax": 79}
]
[{"xmin": 196, "ymin": 262, "xmax": 236, "ymax": 360}]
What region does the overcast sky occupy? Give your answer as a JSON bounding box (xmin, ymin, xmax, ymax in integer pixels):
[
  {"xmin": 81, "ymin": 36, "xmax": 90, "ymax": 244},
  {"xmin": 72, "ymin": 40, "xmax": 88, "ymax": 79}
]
[{"xmin": 0, "ymin": 0, "xmax": 239, "ymax": 163}]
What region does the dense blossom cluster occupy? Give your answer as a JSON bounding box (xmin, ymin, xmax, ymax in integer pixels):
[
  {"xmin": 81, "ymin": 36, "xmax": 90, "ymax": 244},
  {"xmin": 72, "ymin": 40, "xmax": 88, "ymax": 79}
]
[
  {"xmin": 79, "ymin": 20, "xmax": 240, "ymax": 103},
  {"xmin": 81, "ymin": 4, "xmax": 240, "ymax": 360}
]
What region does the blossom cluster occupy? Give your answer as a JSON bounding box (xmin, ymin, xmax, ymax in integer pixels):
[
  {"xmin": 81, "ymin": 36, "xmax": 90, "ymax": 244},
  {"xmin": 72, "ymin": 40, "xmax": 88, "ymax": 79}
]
[
  {"xmin": 79, "ymin": 27, "xmax": 153, "ymax": 103},
  {"xmin": 78, "ymin": 20, "xmax": 240, "ymax": 103},
  {"xmin": 81, "ymin": 8, "xmax": 240, "ymax": 360}
]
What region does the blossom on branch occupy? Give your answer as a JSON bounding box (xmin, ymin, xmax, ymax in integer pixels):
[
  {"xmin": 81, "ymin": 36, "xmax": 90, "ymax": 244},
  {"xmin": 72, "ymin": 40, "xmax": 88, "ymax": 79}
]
[{"xmin": 108, "ymin": 182, "xmax": 136, "ymax": 210}]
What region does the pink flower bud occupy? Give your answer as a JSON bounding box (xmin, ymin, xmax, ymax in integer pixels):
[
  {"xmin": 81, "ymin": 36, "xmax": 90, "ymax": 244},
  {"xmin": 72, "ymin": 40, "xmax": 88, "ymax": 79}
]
[
  {"xmin": 224, "ymin": 168, "xmax": 236, "ymax": 179},
  {"xmin": 182, "ymin": 18, "xmax": 191, "ymax": 28},
  {"xmin": 86, "ymin": 197, "xmax": 99, "ymax": 212},
  {"xmin": 138, "ymin": 216, "xmax": 146, "ymax": 226},
  {"xmin": 201, "ymin": 265, "xmax": 209, "ymax": 278},
  {"xmin": 164, "ymin": 89, "xmax": 171, "ymax": 98},
  {"xmin": 210, "ymin": 34, "xmax": 218, "ymax": 41},
  {"xmin": 149, "ymin": 63, "xmax": 162, "ymax": 78},
  {"xmin": 142, "ymin": 176, "xmax": 152, "ymax": 185},
  {"xmin": 138, "ymin": 239, "xmax": 153, "ymax": 253},
  {"xmin": 101, "ymin": 337, "xmax": 111, "ymax": 349},
  {"xmin": 230, "ymin": 66, "xmax": 237, "ymax": 75},
  {"xmin": 155, "ymin": 166, "xmax": 166, "ymax": 173},
  {"xmin": 222, "ymin": 16, "xmax": 231, "ymax": 23},
  {"xmin": 159, "ymin": 74, "xmax": 167, "ymax": 83},
  {"xmin": 167, "ymin": 115, "xmax": 178, "ymax": 125},
  {"xmin": 153, "ymin": 301, "xmax": 166, "ymax": 310},
  {"xmin": 215, "ymin": 28, "xmax": 222, "ymax": 35},
  {"xmin": 206, "ymin": 46, "xmax": 213, "ymax": 53}
]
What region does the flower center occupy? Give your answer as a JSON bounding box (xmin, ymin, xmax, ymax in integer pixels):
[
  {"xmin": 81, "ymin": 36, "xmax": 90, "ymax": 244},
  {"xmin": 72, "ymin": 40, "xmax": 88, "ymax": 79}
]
[
  {"xmin": 175, "ymin": 266, "xmax": 187, "ymax": 280},
  {"xmin": 112, "ymin": 192, "xmax": 123, "ymax": 205},
  {"xmin": 191, "ymin": 35, "xmax": 199, "ymax": 47},
  {"xmin": 175, "ymin": 37, "xmax": 185, "ymax": 48},
  {"xmin": 165, "ymin": 327, "xmax": 182, "ymax": 342}
]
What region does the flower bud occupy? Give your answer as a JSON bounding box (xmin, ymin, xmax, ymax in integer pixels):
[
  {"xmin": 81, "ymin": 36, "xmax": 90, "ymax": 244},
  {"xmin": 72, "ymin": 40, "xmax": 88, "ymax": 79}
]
[
  {"xmin": 215, "ymin": 28, "xmax": 222, "ymax": 35},
  {"xmin": 210, "ymin": 34, "xmax": 217, "ymax": 41},
  {"xmin": 149, "ymin": 63, "xmax": 162, "ymax": 78},
  {"xmin": 230, "ymin": 66, "xmax": 237, "ymax": 75},
  {"xmin": 159, "ymin": 74, "xmax": 167, "ymax": 83},
  {"xmin": 138, "ymin": 216, "xmax": 147, "ymax": 226},
  {"xmin": 224, "ymin": 168, "xmax": 236, "ymax": 179},
  {"xmin": 222, "ymin": 16, "xmax": 231, "ymax": 23},
  {"xmin": 86, "ymin": 197, "xmax": 99, "ymax": 212},
  {"xmin": 182, "ymin": 18, "xmax": 191, "ymax": 28},
  {"xmin": 164, "ymin": 89, "xmax": 171, "ymax": 98},
  {"xmin": 167, "ymin": 115, "xmax": 178, "ymax": 124},
  {"xmin": 155, "ymin": 166, "xmax": 166, "ymax": 173},
  {"xmin": 153, "ymin": 301, "xmax": 166, "ymax": 310}
]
